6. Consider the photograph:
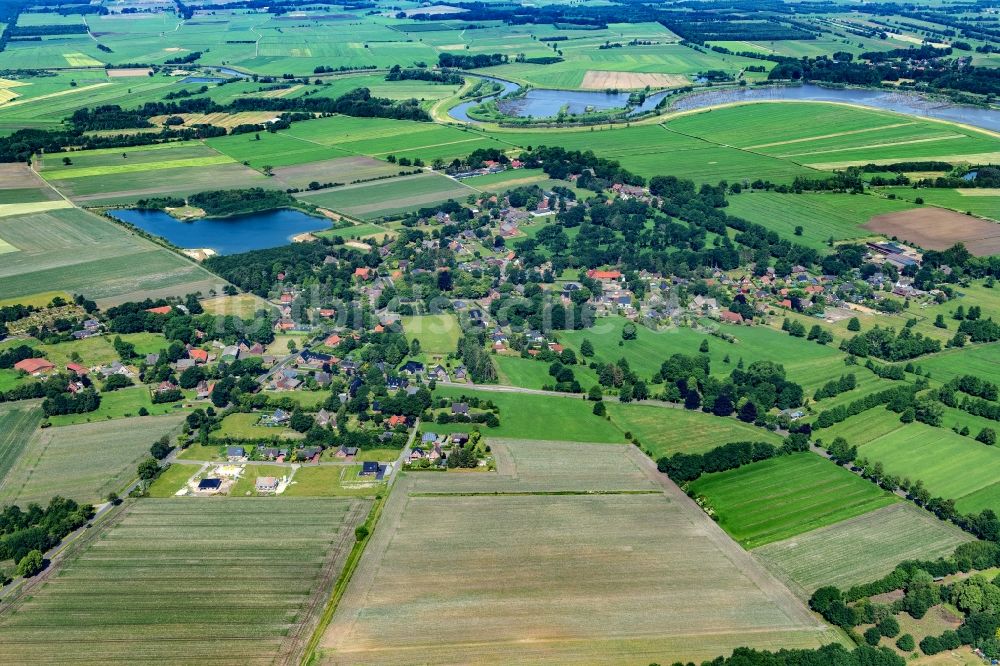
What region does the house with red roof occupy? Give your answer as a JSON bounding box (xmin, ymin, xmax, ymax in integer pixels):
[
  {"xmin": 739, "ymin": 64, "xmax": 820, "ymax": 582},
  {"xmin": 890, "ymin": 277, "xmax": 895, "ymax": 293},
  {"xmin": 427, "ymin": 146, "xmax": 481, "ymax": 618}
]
[
  {"xmin": 720, "ymin": 311, "xmax": 744, "ymax": 324},
  {"xmin": 66, "ymin": 363, "xmax": 88, "ymax": 375},
  {"xmin": 324, "ymin": 334, "xmax": 342, "ymax": 346},
  {"xmin": 188, "ymin": 348, "xmax": 210, "ymax": 364},
  {"xmin": 145, "ymin": 305, "xmax": 172, "ymax": 315},
  {"xmin": 354, "ymin": 267, "xmax": 372, "ymax": 280},
  {"xmin": 386, "ymin": 414, "xmax": 407, "ymax": 428},
  {"xmin": 15, "ymin": 358, "xmax": 55, "ymax": 375},
  {"xmin": 587, "ymin": 269, "xmax": 622, "ymax": 281}
]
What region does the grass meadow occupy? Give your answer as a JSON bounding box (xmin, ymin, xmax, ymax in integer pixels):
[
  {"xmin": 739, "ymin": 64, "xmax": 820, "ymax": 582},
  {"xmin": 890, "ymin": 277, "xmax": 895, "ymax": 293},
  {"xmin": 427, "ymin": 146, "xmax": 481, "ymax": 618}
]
[
  {"xmin": 689, "ymin": 453, "xmax": 898, "ymax": 548},
  {"xmin": 432, "ymin": 386, "xmax": 624, "ymax": 442},
  {"xmin": 607, "ymin": 402, "xmax": 784, "ymax": 457},
  {"xmin": 755, "ymin": 503, "xmax": 973, "ymax": 596},
  {"xmin": 0, "ymin": 414, "xmax": 185, "ymax": 506},
  {"xmin": 724, "ymin": 192, "xmax": 917, "ymax": 250},
  {"xmin": 0, "ymin": 498, "xmax": 370, "ymax": 664},
  {"xmin": 297, "ymin": 173, "xmax": 475, "ymax": 220},
  {"xmin": 400, "ymin": 313, "xmax": 461, "ymax": 355},
  {"xmin": 883, "ymin": 186, "xmax": 1000, "ymax": 222},
  {"xmin": 322, "ymin": 439, "xmax": 837, "ymax": 664}
]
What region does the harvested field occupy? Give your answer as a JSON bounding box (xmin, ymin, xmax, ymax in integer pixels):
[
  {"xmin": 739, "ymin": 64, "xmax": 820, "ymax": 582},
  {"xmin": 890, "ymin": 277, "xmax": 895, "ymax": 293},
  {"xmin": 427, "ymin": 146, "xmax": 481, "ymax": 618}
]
[
  {"xmin": 581, "ymin": 70, "xmax": 688, "ymax": 90},
  {"xmin": 106, "ymin": 68, "xmax": 152, "ymax": 77},
  {"xmin": 272, "ymin": 155, "xmax": 400, "ymax": 189},
  {"xmin": 0, "ymin": 163, "xmax": 53, "ymax": 190},
  {"xmin": 148, "ymin": 111, "xmax": 281, "ymax": 128},
  {"xmin": 0, "ymin": 200, "xmax": 72, "ymax": 217},
  {"xmin": 0, "ymin": 414, "xmax": 185, "ymax": 506},
  {"xmin": 320, "ymin": 440, "xmax": 838, "ymax": 664},
  {"xmin": 0, "ymin": 498, "xmax": 371, "ymax": 665},
  {"xmin": 864, "ymin": 208, "xmax": 1000, "ymax": 256},
  {"xmin": 754, "ymin": 503, "xmax": 973, "ymax": 597}
]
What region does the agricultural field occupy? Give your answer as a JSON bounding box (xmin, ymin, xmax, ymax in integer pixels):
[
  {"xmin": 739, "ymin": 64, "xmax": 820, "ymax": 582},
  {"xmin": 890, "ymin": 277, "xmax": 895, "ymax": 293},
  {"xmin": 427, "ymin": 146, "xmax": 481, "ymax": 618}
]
[
  {"xmin": 320, "ymin": 439, "xmax": 838, "ymax": 664},
  {"xmin": 0, "ymin": 498, "xmax": 371, "ymax": 664},
  {"xmin": 297, "ymin": 172, "xmax": 476, "ymax": 220},
  {"xmin": 40, "ymin": 142, "xmax": 272, "ymax": 204},
  {"xmin": 882, "ymin": 186, "xmax": 1000, "ymax": 222},
  {"xmin": 688, "ymin": 453, "xmax": 899, "ymax": 548},
  {"xmin": 755, "ymin": 503, "xmax": 974, "ymax": 596},
  {"xmin": 724, "ymin": 191, "xmax": 919, "ymax": 250},
  {"xmin": 432, "ymin": 385, "xmax": 625, "ymax": 442},
  {"xmin": 662, "ymin": 103, "xmax": 1000, "ymax": 170},
  {"xmin": 607, "ymin": 402, "xmax": 784, "ymax": 458},
  {"xmin": 0, "ymin": 414, "xmax": 185, "ymax": 506},
  {"xmin": 0, "ymin": 206, "xmax": 220, "ymax": 306},
  {"xmin": 400, "ymin": 313, "xmax": 461, "ymax": 355},
  {"xmin": 47, "ymin": 386, "xmax": 190, "ymax": 426},
  {"xmin": 0, "ymin": 401, "xmax": 43, "ymax": 483},
  {"xmin": 851, "ymin": 421, "xmax": 1000, "ymax": 515}
]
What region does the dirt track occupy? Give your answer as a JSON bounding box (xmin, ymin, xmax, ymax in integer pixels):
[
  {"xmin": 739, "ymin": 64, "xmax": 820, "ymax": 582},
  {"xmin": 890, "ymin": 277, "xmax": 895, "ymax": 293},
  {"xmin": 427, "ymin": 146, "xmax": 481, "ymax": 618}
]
[{"xmin": 865, "ymin": 207, "xmax": 1000, "ymax": 256}]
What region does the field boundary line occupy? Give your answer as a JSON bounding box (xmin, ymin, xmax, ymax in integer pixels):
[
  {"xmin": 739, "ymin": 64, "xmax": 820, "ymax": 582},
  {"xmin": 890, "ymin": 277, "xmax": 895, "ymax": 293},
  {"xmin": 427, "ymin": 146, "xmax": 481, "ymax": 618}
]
[
  {"xmin": 744, "ymin": 122, "xmax": 917, "ymax": 150},
  {"xmin": 657, "ymin": 122, "xmax": 829, "ymax": 175}
]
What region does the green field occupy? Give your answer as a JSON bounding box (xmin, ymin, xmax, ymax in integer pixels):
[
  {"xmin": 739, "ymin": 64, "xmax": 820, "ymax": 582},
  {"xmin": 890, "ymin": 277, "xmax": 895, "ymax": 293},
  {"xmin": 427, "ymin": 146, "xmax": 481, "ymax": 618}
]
[
  {"xmin": 755, "ymin": 503, "xmax": 973, "ymax": 596},
  {"xmin": 283, "ymin": 465, "xmax": 387, "ymax": 498},
  {"xmin": 688, "ymin": 453, "xmax": 898, "ymax": 548},
  {"xmin": 298, "ymin": 172, "xmax": 476, "ymax": 220},
  {"xmin": 883, "ymin": 186, "xmax": 1000, "ymax": 222},
  {"xmin": 321, "ymin": 439, "xmax": 838, "ymax": 664},
  {"xmin": 560, "ymin": 317, "xmax": 849, "ymax": 395},
  {"xmin": 0, "ymin": 207, "xmax": 220, "ymax": 306},
  {"xmin": 663, "ymin": 103, "xmax": 1000, "ymax": 169},
  {"xmin": 48, "ymin": 386, "xmax": 191, "ymax": 426},
  {"xmin": 607, "ymin": 402, "xmax": 784, "ymax": 458},
  {"xmin": 0, "ymin": 401, "xmax": 42, "ymax": 483},
  {"xmin": 494, "ymin": 354, "xmax": 600, "ymax": 390},
  {"xmin": 725, "ymin": 192, "xmax": 918, "ymax": 250},
  {"xmin": 0, "ymin": 414, "xmax": 185, "ymax": 506},
  {"xmin": 432, "ymin": 386, "xmax": 625, "ymax": 442},
  {"xmin": 401, "ymin": 313, "xmax": 461, "ymax": 355},
  {"xmin": 0, "ymin": 498, "xmax": 370, "ymax": 664},
  {"xmin": 212, "ymin": 412, "xmax": 305, "ymax": 441}
]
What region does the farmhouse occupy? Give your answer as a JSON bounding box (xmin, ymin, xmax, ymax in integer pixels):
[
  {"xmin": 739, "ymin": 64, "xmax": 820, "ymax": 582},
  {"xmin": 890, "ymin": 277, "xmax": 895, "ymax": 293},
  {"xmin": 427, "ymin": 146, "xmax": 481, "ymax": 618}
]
[{"xmin": 14, "ymin": 358, "xmax": 55, "ymax": 375}]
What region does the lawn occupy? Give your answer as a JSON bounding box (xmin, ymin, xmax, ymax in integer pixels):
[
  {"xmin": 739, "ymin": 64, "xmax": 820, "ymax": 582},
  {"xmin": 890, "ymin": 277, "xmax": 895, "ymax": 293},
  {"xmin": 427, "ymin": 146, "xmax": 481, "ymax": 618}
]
[
  {"xmin": 283, "ymin": 465, "xmax": 386, "ymax": 498},
  {"xmin": 688, "ymin": 453, "xmax": 898, "ymax": 548},
  {"xmin": 494, "ymin": 353, "xmax": 600, "ymax": 390},
  {"xmin": 724, "ymin": 191, "xmax": 918, "ymax": 250},
  {"xmin": 432, "ymin": 385, "xmax": 624, "ymax": 443},
  {"xmin": 401, "ymin": 313, "xmax": 461, "ymax": 355},
  {"xmin": 231, "ymin": 463, "xmax": 293, "ymax": 496},
  {"xmin": 0, "ymin": 414, "xmax": 185, "ymax": 506},
  {"xmin": 321, "ymin": 439, "xmax": 838, "ymax": 664},
  {"xmin": 145, "ymin": 462, "xmax": 198, "ymax": 498},
  {"xmin": 0, "ymin": 401, "xmax": 42, "ymax": 483},
  {"xmin": 754, "ymin": 503, "xmax": 973, "ymax": 596},
  {"xmin": 607, "ymin": 402, "xmax": 784, "ymax": 458},
  {"xmin": 0, "ymin": 498, "xmax": 371, "ymax": 664},
  {"xmin": 212, "ymin": 412, "xmax": 305, "ymax": 441}
]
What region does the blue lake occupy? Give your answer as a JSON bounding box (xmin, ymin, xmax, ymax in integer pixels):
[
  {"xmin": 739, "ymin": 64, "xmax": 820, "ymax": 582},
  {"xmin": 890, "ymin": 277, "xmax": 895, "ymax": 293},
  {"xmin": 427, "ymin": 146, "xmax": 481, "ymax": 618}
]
[{"xmin": 110, "ymin": 208, "xmax": 328, "ymax": 255}]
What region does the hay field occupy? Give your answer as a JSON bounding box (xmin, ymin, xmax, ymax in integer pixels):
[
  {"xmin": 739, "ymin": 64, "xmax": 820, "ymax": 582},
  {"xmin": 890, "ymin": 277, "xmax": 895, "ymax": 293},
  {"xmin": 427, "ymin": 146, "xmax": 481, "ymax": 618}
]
[
  {"xmin": 272, "ymin": 155, "xmax": 401, "ymax": 189},
  {"xmin": 0, "ymin": 498, "xmax": 371, "ymax": 665},
  {"xmin": 0, "ymin": 401, "xmax": 43, "ymax": 483},
  {"xmin": 0, "ymin": 207, "xmax": 220, "ymax": 306},
  {"xmin": 581, "ymin": 70, "xmax": 689, "ymax": 90},
  {"xmin": 755, "ymin": 503, "xmax": 974, "ymax": 596},
  {"xmin": 688, "ymin": 453, "xmax": 898, "ymax": 548},
  {"xmin": 148, "ymin": 111, "xmax": 281, "ymax": 128},
  {"xmin": 864, "ymin": 207, "xmax": 1000, "ymax": 256},
  {"xmin": 607, "ymin": 403, "xmax": 784, "ymax": 458},
  {"xmin": 0, "ymin": 414, "xmax": 185, "ymax": 506},
  {"xmin": 320, "ymin": 440, "xmax": 837, "ymax": 664},
  {"xmin": 298, "ymin": 172, "xmax": 475, "ymax": 220},
  {"xmin": 725, "ymin": 191, "xmax": 918, "ymax": 251}
]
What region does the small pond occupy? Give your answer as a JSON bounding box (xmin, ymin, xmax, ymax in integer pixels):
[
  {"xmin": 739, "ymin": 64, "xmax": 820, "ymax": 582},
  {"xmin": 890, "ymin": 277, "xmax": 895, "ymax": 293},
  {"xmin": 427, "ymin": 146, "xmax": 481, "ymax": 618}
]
[{"xmin": 110, "ymin": 208, "xmax": 327, "ymax": 255}]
